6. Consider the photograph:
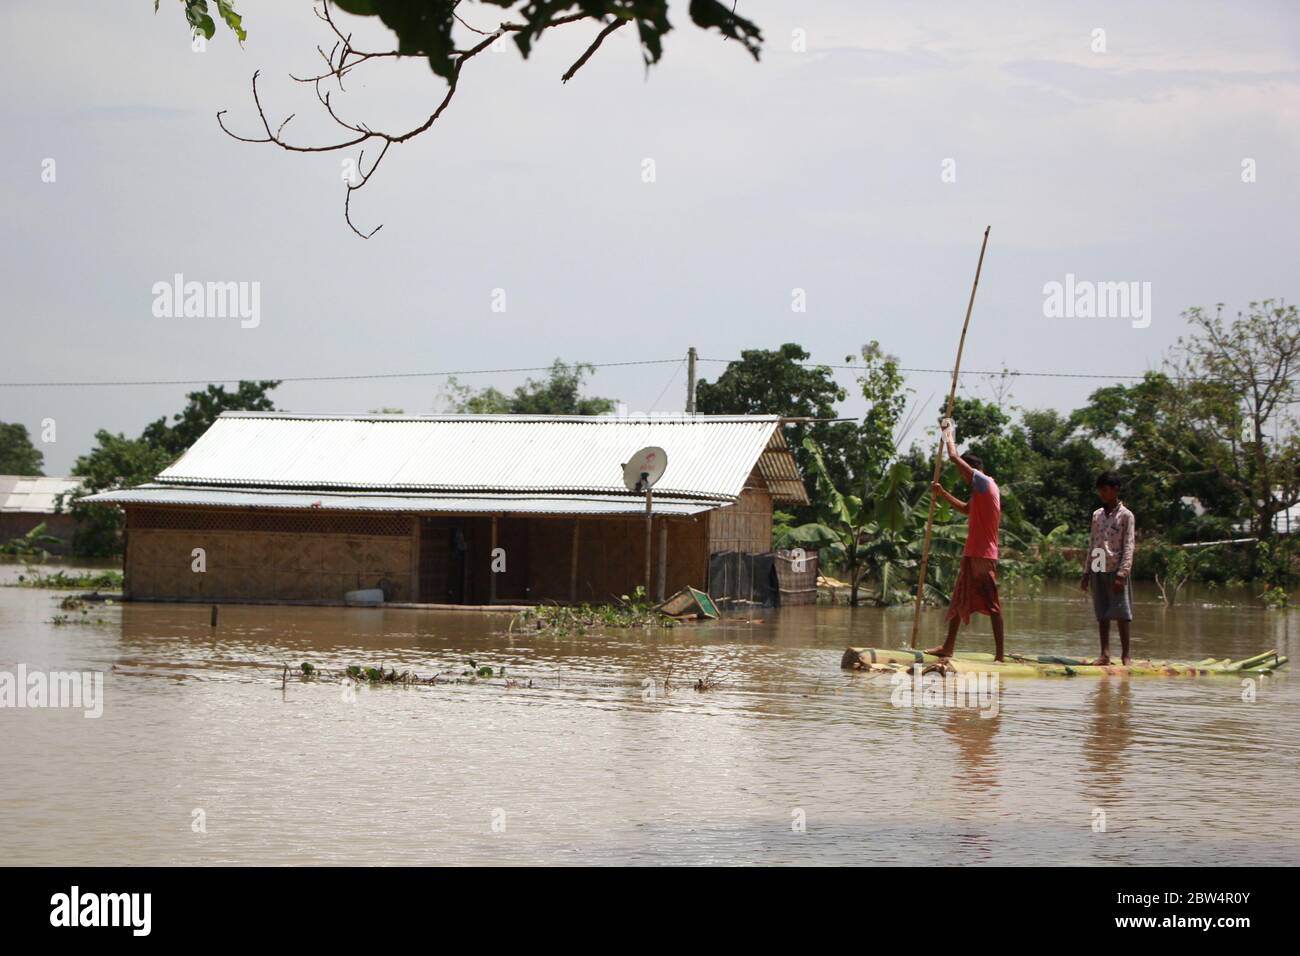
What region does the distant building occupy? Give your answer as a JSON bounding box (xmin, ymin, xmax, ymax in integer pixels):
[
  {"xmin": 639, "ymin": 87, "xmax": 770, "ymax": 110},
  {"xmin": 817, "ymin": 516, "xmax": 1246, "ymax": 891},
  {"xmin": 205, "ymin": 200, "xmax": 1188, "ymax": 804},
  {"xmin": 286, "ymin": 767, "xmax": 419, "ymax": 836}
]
[
  {"xmin": 84, "ymin": 413, "xmax": 813, "ymax": 607},
  {"xmin": 1274, "ymin": 501, "xmax": 1299, "ymax": 536},
  {"xmin": 0, "ymin": 475, "xmax": 82, "ymax": 554},
  {"xmin": 1229, "ymin": 496, "xmax": 1300, "ymax": 537}
]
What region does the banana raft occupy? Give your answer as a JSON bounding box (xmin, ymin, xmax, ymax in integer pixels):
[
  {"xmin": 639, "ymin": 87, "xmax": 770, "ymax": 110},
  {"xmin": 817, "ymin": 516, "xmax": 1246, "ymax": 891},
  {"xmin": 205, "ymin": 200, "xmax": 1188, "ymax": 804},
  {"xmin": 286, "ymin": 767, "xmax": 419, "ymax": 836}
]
[{"xmin": 841, "ymin": 646, "xmax": 1288, "ymax": 678}]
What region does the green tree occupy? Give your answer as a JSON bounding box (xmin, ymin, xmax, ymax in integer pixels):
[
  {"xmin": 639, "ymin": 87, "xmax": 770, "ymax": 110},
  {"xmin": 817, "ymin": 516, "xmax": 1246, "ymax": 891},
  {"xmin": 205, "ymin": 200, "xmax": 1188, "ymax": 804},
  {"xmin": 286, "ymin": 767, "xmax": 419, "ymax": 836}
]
[
  {"xmin": 445, "ymin": 360, "xmax": 615, "ymax": 415},
  {"xmin": 0, "ymin": 422, "xmax": 44, "ymax": 475},
  {"xmin": 141, "ymin": 380, "xmax": 280, "ymax": 456},
  {"xmin": 1170, "ymin": 301, "xmax": 1300, "ymax": 542},
  {"xmin": 68, "ymin": 433, "xmax": 174, "ymax": 556},
  {"xmin": 1015, "ymin": 408, "xmax": 1109, "ymax": 533},
  {"xmin": 68, "ymin": 380, "xmax": 281, "ymax": 555},
  {"xmin": 696, "ymin": 344, "xmax": 858, "ymax": 516},
  {"xmin": 915, "ymin": 397, "xmax": 1109, "ymax": 544},
  {"xmin": 1073, "ymin": 302, "xmax": 1300, "ymax": 556},
  {"xmin": 852, "ymin": 341, "xmax": 910, "ymax": 482}
]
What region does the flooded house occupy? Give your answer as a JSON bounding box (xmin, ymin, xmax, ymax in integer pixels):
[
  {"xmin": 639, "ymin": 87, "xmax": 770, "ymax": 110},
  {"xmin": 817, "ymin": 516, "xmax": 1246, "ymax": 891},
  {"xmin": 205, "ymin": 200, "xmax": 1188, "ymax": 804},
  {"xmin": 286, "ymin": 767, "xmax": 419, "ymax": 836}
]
[
  {"xmin": 0, "ymin": 475, "xmax": 82, "ymax": 554},
  {"xmin": 84, "ymin": 412, "xmax": 814, "ymax": 607}
]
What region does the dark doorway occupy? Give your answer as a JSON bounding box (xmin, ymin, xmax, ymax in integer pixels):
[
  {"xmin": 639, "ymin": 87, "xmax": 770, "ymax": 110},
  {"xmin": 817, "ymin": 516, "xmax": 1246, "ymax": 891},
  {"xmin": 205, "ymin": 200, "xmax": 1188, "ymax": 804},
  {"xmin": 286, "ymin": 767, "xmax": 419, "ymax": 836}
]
[{"xmin": 418, "ymin": 518, "xmax": 474, "ymax": 604}]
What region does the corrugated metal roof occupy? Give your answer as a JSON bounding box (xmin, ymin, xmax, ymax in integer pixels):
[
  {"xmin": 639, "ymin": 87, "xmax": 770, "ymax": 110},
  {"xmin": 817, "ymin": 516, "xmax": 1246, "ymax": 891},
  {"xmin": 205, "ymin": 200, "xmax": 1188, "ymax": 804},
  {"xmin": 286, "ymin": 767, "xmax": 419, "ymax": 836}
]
[
  {"xmin": 149, "ymin": 412, "xmax": 806, "ymax": 503},
  {"xmin": 757, "ymin": 426, "xmax": 809, "ymax": 506},
  {"xmin": 0, "ymin": 475, "xmax": 81, "ymax": 514},
  {"xmin": 83, "ymin": 485, "xmax": 716, "ymax": 517}
]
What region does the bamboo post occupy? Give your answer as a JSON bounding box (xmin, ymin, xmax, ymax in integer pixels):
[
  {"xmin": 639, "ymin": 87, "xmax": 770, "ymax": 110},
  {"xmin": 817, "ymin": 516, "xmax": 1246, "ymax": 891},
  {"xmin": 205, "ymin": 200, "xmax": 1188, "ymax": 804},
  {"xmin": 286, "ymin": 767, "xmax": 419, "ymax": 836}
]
[
  {"xmin": 569, "ymin": 520, "xmax": 580, "ymax": 604},
  {"xmin": 489, "ymin": 515, "xmax": 498, "ymax": 604},
  {"xmin": 910, "ymin": 226, "xmax": 991, "ymax": 648},
  {"xmin": 657, "ymin": 522, "xmax": 668, "ymax": 601}
]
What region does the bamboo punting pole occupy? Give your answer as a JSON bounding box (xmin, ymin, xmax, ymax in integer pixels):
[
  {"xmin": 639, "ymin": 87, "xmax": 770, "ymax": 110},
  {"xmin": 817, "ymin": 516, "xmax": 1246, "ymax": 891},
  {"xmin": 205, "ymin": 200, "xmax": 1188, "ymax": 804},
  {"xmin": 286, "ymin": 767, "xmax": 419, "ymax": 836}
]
[{"xmin": 910, "ymin": 226, "xmax": 991, "ymax": 648}]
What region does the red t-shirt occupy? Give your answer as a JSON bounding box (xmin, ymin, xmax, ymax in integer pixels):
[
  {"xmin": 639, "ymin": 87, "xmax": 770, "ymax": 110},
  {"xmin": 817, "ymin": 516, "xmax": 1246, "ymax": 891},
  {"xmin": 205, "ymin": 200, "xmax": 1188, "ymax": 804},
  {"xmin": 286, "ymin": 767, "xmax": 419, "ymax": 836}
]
[{"xmin": 964, "ymin": 471, "xmax": 1001, "ymax": 559}]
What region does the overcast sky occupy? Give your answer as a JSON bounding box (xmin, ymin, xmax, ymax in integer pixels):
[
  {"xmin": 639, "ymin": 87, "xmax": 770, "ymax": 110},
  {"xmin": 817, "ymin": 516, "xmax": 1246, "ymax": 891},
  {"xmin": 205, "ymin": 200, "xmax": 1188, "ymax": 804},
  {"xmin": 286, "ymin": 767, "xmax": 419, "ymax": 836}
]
[{"xmin": 2, "ymin": 0, "xmax": 1297, "ymax": 474}]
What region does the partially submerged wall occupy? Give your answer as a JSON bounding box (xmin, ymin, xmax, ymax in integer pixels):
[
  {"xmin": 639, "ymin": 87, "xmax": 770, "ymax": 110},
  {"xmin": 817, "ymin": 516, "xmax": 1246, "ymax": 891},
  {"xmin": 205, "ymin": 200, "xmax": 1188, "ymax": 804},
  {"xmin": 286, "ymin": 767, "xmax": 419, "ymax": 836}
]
[
  {"xmin": 121, "ymin": 506, "xmax": 711, "ymax": 606},
  {"xmin": 124, "ymin": 507, "xmax": 414, "ymax": 603}
]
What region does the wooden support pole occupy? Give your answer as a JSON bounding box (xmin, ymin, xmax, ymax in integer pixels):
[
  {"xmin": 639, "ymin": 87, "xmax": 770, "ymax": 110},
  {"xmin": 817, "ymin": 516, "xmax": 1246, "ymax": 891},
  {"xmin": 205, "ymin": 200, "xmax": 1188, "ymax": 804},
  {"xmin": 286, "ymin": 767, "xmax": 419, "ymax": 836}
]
[
  {"xmin": 911, "ymin": 226, "xmax": 991, "ymax": 648},
  {"xmin": 410, "ymin": 516, "xmax": 420, "ymax": 604},
  {"xmin": 686, "ymin": 346, "xmax": 697, "ymax": 414},
  {"xmin": 489, "ymin": 515, "xmax": 499, "ymax": 604},
  {"xmin": 644, "ymin": 488, "xmax": 654, "ymax": 598},
  {"xmin": 569, "ymin": 520, "xmax": 580, "ymax": 603},
  {"xmin": 657, "ymin": 522, "xmax": 668, "ymax": 602}
]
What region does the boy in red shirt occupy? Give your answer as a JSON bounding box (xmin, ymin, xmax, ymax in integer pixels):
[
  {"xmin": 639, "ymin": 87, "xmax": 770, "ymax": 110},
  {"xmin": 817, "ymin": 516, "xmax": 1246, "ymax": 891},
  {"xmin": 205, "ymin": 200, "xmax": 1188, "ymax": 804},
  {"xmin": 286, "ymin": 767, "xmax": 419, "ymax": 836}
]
[{"xmin": 926, "ymin": 419, "xmax": 1005, "ymax": 661}]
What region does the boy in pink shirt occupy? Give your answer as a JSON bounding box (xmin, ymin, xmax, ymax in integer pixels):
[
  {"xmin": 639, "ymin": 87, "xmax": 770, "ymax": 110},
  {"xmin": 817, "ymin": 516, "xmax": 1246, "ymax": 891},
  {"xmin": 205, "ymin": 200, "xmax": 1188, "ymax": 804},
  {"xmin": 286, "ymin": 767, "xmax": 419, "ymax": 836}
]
[{"xmin": 927, "ymin": 419, "xmax": 1005, "ymax": 661}]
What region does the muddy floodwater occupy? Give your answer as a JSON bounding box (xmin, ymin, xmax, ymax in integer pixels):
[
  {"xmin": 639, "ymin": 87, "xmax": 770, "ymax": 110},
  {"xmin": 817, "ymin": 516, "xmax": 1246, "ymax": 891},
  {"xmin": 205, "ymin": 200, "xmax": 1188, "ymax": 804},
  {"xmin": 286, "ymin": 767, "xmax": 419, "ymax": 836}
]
[{"xmin": 2, "ymin": 564, "xmax": 1297, "ymax": 866}]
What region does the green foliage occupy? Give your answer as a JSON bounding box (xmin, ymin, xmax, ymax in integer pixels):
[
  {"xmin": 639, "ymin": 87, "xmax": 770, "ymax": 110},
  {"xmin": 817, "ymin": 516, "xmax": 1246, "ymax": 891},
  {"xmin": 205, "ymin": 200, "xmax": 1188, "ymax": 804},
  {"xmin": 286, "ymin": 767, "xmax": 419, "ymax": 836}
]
[
  {"xmin": 141, "ymin": 381, "xmax": 280, "ymax": 456},
  {"xmin": 0, "ymin": 523, "xmax": 62, "ymax": 559},
  {"xmin": 68, "ymin": 380, "xmax": 280, "ymax": 556},
  {"xmin": 1075, "ymin": 302, "xmax": 1300, "ymax": 553},
  {"xmin": 853, "ymin": 341, "xmax": 910, "ymax": 484},
  {"xmin": 166, "ymin": 1, "xmax": 761, "ymax": 76},
  {"xmin": 445, "ymin": 360, "xmax": 614, "ymax": 415},
  {"xmin": 697, "ymin": 344, "xmax": 862, "ymax": 521},
  {"xmin": 11, "ymin": 569, "xmax": 124, "ymax": 590},
  {"xmin": 159, "ymin": 0, "xmax": 245, "ymax": 42},
  {"xmin": 68, "ymin": 433, "xmax": 174, "ymax": 557},
  {"xmin": 1257, "ymin": 536, "xmax": 1299, "ymax": 590},
  {"xmin": 793, "ymin": 437, "xmax": 963, "ymax": 606},
  {"xmin": 0, "ymin": 421, "xmax": 44, "ymax": 475},
  {"xmin": 514, "ymin": 586, "xmax": 673, "ymax": 633},
  {"xmin": 1260, "ymin": 586, "xmax": 1290, "ymax": 609}
]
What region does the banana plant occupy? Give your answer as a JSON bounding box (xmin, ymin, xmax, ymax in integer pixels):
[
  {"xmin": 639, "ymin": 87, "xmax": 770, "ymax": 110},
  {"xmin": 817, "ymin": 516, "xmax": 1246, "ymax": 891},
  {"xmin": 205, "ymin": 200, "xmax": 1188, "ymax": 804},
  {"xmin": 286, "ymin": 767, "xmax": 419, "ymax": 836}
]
[
  {"xmin": 0, "ymin": 522, "xmax": 62, "ymax": 559},
  {"xmin": 787, "ymin": 438, "xmax": 966, "ymax": 606}
]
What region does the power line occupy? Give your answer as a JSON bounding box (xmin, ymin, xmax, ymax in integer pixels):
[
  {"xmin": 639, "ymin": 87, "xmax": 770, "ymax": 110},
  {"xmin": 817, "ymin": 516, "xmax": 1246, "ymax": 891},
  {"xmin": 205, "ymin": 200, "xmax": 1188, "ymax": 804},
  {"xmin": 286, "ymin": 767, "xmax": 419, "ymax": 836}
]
[
  {"xmin": 698, "ymin": 358, "xmax": 1196, "ymax": 382},
  {"xmin": 647, "ymin": 359, "xmax": 686, "ymax": 412},
  {"xmin": 0, "ymin": 359, "xmax": 683, "ymax": 389},
  {"xmin": 0, "ymin": 356, "xmax": 1254, "ymax": 389}
]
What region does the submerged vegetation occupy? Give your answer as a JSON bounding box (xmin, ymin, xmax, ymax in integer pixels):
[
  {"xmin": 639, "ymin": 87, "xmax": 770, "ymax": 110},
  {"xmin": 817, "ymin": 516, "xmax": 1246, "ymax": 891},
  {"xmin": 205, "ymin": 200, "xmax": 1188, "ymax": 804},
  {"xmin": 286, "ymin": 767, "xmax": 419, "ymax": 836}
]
[
  {"xmin": 290, "ymin": 658, "xmax": 527, "ymax": 687},
  {"xmin": 48, "ymin": 594, "xmax": 114, "ymax": 626},
  {"xmin": 512, "ymin": 587, "xmax": 675, "ymax": 635},
  {"xmin": 9, "ymin": 568, "xmax": 125, "ymax": 590}
]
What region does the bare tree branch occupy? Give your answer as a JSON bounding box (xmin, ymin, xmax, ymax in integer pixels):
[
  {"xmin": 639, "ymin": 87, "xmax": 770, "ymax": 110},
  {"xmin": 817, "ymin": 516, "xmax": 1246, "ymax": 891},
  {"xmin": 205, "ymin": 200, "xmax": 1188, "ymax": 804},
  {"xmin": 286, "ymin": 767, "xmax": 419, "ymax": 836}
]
[
  {"xmin": 216, "ymin": 1, "xmax": 597, "ymax": 237},
  {"xmin": 562, "ymin": 18, "xmax": 627, "ymax": 84}
]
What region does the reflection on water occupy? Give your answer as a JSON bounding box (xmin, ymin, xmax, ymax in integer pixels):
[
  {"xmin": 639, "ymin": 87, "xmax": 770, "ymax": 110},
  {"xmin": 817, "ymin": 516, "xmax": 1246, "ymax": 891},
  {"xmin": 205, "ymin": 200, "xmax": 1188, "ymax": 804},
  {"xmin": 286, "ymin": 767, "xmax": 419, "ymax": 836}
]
[{"xmin": 0, "ymin": 579, "xmax": 1296, "ymax": 865}]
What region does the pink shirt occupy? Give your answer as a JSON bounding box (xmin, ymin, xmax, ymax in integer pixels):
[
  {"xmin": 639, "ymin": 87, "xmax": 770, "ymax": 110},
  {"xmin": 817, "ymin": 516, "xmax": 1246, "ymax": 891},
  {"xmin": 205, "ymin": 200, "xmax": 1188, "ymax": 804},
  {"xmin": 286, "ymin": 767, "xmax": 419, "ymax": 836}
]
[
  {"xmin": 1086, "ymin": 503, "xmax": 1135, "ymax": 577},
  {"xmin": 964, "ymin": 471, "xmax": 1001, "ymax": 559}
]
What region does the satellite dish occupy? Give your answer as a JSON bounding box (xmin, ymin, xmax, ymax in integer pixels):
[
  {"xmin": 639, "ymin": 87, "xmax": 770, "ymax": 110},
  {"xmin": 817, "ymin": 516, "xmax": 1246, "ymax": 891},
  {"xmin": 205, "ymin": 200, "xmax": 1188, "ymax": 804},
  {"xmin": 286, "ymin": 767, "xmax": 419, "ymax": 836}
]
[{"xmin": 622, "ymin": 446, "xmax": 667, "ymax": 493}]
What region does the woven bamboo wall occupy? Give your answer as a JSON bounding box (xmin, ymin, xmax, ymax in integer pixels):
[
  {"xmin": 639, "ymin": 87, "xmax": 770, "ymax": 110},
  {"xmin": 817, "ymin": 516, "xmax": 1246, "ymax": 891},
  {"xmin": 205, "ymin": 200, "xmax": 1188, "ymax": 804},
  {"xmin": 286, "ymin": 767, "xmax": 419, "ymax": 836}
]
[
  {"xmin": 125, "ymin": 507, "xmax": 414, "ymax": 602},
  {"xmin": 706, "ymin": 477, "xmax": 774, "ymax": 555},
  {"xmin": 123, "ymin": 506, "xmax": 712, "ymax": 605},
  {"xmin": 556, "ymin": 515, "xmax": 708, "ymax": 603}
]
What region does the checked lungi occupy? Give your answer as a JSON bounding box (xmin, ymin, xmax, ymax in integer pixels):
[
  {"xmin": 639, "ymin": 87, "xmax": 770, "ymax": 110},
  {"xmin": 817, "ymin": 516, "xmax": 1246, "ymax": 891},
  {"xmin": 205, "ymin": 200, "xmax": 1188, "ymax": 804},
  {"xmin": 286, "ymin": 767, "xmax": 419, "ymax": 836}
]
[{"xmin": 944, "ymin": 556, "xmax": 1002, "ymax": 626}]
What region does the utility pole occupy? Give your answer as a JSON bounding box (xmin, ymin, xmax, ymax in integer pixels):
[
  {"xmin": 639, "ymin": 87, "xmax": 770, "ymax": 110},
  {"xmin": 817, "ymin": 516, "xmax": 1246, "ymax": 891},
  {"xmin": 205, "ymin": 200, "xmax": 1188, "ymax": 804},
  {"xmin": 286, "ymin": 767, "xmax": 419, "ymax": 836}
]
[{"xmin": 686, "ymin": 346, "xmax": 697, "ymax": 414}]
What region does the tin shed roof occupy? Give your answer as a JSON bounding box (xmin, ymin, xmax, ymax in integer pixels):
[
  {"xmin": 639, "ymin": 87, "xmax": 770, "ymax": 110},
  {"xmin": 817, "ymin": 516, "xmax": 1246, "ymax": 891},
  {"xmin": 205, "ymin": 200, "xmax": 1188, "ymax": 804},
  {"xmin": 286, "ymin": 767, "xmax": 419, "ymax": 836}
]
[
  {"xmin": 137, "ymin": 413, "xmax": 808, "ymax": 505},
  {"xmin": 0, "ymin": 475, "xmax": 81, "ymax": 514}
]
